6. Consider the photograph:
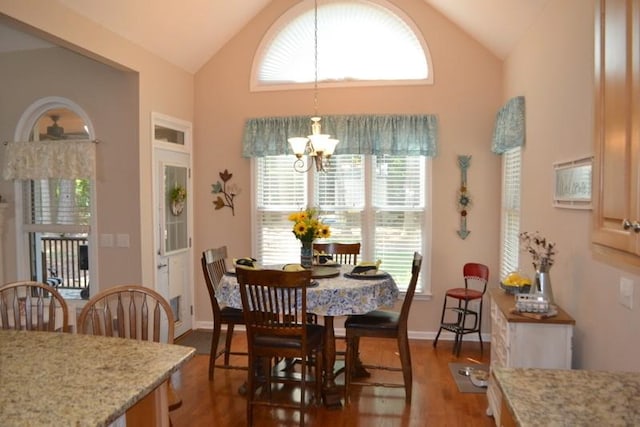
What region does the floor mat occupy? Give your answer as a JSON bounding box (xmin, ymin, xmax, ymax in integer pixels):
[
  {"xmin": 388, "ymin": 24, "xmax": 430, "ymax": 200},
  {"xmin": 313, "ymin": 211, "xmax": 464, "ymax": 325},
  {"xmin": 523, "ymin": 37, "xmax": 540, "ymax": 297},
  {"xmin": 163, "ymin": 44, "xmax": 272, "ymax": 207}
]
[
  {"xmin": 175, "ymin": 329, "xmax": 222, "ymax": 355},
  {"xmin": 448, "ymin": 362, "xmax": 489, "ymax": 393}
]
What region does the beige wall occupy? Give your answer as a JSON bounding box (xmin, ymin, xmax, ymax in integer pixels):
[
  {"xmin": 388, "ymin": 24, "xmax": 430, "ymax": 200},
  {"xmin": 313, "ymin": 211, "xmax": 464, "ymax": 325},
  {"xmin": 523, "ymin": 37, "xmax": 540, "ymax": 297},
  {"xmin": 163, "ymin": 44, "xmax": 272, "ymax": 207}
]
[
  {"xmin": 0, "ymin": 46, "xmax": 141, "ymax": 286},
  {"xmin": 193, "ymin": 0, "xmax": 503, "ymax": 336},
  {"xmin": 504, "ymin": 0, "xmax": 640, "ymax": 371},
  {"xmin": 0, "ymin": 1, "xmax": 194, "ymax": 290}
]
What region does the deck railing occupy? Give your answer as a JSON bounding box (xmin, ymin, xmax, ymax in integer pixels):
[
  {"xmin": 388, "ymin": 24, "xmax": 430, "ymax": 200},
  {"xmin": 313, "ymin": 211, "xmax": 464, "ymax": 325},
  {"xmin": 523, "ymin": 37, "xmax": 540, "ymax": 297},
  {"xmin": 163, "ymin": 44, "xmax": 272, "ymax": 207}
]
[{"xmin": 41, "ymin": 236, "xmax": 89, "ymax": 289}]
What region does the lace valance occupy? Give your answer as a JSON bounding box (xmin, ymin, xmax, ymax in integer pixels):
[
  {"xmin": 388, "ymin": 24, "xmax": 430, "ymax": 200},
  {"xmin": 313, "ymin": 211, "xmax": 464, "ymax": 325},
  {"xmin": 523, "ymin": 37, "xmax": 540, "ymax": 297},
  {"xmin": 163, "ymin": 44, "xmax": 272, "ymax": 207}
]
[{"xmin": 2, "ymin": 139, "xmax": 96, "ymax": 180}]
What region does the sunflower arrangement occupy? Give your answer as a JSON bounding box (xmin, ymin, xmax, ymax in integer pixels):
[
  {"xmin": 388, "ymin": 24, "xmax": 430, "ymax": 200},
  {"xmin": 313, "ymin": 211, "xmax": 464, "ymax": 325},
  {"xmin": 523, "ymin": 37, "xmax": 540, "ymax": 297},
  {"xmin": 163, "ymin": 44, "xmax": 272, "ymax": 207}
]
[{"xmin": 288, "ymin": 207, "xmax": 331, "ymax": 243}]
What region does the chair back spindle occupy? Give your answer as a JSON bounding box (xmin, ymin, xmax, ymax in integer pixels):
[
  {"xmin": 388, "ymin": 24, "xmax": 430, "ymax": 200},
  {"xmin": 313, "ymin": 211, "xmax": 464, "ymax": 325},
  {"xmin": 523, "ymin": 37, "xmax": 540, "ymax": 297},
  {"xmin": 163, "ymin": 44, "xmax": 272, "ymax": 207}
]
[
  {"xmin": 0, "ymin": 281, "xmax": 69, "ymax": 332},
  {"xmin": 78, "ymin": 285, "xmax": 174, "ymax": 343}
]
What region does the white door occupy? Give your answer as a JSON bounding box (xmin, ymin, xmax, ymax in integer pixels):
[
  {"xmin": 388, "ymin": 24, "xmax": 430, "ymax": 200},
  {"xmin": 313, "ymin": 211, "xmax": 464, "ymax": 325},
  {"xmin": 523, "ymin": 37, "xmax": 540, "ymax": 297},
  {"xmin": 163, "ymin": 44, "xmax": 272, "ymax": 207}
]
[{"xmin": 152, "ymin": 114, "xmax": 193, "ymax": 339}]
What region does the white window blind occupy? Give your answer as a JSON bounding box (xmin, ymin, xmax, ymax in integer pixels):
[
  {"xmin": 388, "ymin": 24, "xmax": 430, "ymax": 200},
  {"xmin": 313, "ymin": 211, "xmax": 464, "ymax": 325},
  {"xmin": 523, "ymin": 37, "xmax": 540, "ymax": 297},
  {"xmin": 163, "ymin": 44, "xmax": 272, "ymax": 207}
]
[
  {"xmin": 254, "ymin": 154, "xmax": 429, "ymax": 293},
  {"xmin": 255, "ymin": 156, "xmax": 307, "ymax": 265},
  {"xmin": 23, "ymin": 178, "xmax": 91, "ymax": 233},
  {"xmin": 256, "ymin": 1, "xmax": 429, "ymax": 86},
  {"xmin": 315, "ymin": 155, "xmax": 364, "ymax": 244},
  {"xmin": 372, "ymin": 156, "xmax": 425, "ymax": 288},
  {"xmin": 499, "ymin": 147, "xmax": 522, "ymax": 280}
]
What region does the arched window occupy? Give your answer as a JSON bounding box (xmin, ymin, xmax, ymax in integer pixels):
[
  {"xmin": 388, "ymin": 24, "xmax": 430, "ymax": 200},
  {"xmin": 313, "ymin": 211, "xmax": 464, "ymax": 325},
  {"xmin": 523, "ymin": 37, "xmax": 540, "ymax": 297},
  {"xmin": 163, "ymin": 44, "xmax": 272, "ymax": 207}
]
[
  {"xmin": 12, "ymin": 97, "xmax": 96, "ymax": 299},
  {"xmin": 251, "ymin": 0, "xmax": 432, "ymax": 90}
]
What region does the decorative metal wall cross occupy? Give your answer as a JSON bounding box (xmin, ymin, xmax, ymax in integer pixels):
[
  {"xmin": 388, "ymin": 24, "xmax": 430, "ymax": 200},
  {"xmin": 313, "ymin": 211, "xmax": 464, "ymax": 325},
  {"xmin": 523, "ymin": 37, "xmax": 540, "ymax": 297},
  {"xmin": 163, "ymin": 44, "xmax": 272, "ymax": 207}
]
[{"xmin": 456, "ymin": 155, "xmax": 472, "ymax": 239}]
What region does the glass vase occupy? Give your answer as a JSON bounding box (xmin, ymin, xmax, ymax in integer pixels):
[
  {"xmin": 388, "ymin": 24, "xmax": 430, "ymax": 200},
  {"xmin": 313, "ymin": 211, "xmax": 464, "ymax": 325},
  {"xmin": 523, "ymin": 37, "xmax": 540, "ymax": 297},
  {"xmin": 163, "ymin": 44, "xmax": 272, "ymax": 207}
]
[{"xmin": 300, "ymin": 241, "xmax": 314, "ymax": 269}]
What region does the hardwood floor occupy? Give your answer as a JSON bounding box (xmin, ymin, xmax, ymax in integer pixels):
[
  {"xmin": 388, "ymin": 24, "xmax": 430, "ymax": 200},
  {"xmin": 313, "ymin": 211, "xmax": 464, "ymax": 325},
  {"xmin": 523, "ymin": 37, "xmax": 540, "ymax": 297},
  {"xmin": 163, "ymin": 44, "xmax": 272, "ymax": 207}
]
[{"xmin": 170, "ymin": 333, "xmax": 495, "ymax": 427}]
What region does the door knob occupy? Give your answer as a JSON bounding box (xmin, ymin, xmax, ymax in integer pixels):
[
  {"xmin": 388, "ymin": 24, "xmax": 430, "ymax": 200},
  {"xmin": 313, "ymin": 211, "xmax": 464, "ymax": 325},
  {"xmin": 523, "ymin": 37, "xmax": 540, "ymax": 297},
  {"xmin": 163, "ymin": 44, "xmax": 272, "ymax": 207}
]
[{"xmin": 157, "ymin": 263, "xmax": 168, "ymax": 269}]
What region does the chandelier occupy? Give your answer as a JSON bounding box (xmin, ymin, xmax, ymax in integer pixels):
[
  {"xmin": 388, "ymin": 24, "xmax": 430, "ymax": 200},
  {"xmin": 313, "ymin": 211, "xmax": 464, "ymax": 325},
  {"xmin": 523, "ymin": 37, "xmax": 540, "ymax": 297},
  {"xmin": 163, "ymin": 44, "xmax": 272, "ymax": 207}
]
[{"xmin": 288, "ymin": 0, "xmax": 339, "ymax": 173}]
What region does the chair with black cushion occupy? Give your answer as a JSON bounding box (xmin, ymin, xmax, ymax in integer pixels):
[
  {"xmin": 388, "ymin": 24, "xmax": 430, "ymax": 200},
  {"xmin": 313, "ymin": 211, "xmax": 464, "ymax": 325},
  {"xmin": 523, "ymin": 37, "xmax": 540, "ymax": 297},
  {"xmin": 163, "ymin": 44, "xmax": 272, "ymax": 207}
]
[
  {"xmin": 313, "ymin": 242, "xmax": 361, "ymax": 265},
  {"xmin": 236, "ymin": 268, "xmax": 324, "ymax": 427},
  {"xmin": 432, "ymin": 262, "xmax": 489, "ymax": 356},
  {"xmin": 201, "ymin": 247, "xmax": 247, "ymax": 380},
  {"xmin": 344, "ymin": 252, "xmax": 422, "ymax": 404},
  {"xmin": 77, "ymin": 285, "xmax": 183, "ymax": 418},
  {"xmin": 0, "ymin": 281, "xmax": 69, "ymax": 332}
]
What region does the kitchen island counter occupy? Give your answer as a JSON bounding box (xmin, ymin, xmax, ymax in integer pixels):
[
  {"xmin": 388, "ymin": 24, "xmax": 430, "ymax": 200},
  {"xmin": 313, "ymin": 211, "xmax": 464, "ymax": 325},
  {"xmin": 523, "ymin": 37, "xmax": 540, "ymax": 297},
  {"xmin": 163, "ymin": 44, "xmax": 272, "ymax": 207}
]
[
  {"xmin": 494, "ymin": 367, "xmax": 640, "ymax": 426},
  {"xmin": 0, "ymin": 329, "xmax": 195, "ymax": 426}
]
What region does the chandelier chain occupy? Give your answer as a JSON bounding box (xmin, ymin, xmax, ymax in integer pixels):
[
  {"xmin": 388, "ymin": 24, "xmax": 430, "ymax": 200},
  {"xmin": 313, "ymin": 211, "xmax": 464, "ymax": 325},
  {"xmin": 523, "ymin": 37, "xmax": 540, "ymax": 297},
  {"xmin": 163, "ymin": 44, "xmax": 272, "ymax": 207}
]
[{"xmin": 313, "ymin": 0, "xmax": 318, "ymax": 116}]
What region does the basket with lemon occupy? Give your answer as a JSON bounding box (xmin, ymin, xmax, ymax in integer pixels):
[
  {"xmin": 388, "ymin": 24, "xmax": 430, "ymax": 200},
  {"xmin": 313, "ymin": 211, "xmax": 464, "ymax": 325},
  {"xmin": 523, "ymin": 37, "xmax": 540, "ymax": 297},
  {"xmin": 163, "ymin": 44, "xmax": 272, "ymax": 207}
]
[{"xmin": 500, "ymin": 271, "xmax": 532, "ymax": 295}]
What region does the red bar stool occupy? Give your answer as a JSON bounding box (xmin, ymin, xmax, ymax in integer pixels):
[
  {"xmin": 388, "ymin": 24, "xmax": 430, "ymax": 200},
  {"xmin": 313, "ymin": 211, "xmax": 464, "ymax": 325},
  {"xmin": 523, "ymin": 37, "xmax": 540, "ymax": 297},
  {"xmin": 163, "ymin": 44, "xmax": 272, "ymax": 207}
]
[{"xmin": 433, "ymin": 263, "xmax": 489, "ymax": 356}]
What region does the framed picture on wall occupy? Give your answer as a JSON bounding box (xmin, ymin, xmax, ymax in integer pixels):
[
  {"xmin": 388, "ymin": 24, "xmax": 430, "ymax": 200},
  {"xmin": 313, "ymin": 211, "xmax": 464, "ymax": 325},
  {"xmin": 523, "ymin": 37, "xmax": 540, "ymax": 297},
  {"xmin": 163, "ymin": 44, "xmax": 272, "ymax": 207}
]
[{"xmin": 553, "ymin": 156, "xmax": 593, "ymax": 209}]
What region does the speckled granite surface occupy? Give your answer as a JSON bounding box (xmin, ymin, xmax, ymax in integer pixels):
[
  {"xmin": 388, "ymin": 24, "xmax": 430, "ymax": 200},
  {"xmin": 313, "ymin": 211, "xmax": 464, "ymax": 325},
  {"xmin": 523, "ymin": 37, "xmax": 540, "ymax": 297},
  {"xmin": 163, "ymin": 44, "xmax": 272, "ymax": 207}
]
[
  {"xmin": 495, "ymin": 367, "xmax": 640, "ymax": 426},
  {"xmin": 0, "ymin": 330, "xmax": 195, "ymax": 426}
]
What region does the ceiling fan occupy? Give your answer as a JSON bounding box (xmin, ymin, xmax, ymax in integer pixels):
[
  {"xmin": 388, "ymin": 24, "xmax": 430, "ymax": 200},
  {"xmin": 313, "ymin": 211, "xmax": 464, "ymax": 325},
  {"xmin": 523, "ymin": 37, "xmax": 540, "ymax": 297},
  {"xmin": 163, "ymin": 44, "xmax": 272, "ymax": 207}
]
[{"xmin": 41, "ymin": 114, "xmax": 66, "ymax": 140}]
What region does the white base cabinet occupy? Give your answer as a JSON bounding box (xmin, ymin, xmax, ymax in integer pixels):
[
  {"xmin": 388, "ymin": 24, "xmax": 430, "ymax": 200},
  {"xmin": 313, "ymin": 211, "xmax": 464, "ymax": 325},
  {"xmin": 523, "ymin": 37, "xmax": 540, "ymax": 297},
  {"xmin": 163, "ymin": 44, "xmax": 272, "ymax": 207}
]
[{"xmin": 486, "ymin": 289, "xmax": 574, "ymax": 425}]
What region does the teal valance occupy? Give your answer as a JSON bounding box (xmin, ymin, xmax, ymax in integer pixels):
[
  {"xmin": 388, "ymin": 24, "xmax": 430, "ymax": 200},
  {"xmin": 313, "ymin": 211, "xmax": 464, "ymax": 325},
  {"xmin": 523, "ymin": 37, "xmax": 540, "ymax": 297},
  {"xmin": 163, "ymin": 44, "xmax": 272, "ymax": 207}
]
[
  {"xmin": 491, "ymin": 96, "xmax": 525, "ymax": 154},
  {"xmin": 242, "ymin": 114, "xmax": 438, "ymax": 157}
]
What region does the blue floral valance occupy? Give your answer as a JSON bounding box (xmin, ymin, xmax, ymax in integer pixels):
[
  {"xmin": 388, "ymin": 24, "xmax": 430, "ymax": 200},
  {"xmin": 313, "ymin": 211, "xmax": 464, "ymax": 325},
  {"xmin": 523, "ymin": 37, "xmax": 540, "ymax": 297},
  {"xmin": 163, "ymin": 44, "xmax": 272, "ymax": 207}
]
[
  {"xmin": 242, "ymin": 114, "xmax": 438, "ymax": 157},
  {"xmin": 491, "ymin": 96, "xmax": 525, "ymax": 154}
]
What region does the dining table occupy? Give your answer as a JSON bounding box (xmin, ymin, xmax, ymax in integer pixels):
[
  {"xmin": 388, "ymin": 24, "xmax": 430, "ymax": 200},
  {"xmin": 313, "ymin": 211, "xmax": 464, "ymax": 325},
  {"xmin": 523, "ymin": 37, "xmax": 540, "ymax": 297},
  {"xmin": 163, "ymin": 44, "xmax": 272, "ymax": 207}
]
[{"xmin": 218, "ymin": 263, "xmax": 399, "ymax": 409}]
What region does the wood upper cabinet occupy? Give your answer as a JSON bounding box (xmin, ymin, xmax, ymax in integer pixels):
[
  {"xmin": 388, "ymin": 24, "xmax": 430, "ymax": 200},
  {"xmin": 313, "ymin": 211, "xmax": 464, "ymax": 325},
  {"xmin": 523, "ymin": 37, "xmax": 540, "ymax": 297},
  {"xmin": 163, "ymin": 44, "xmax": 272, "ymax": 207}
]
[{"xmin": 593, "ymin": 0, "xmax": 640, "ymax": 264}]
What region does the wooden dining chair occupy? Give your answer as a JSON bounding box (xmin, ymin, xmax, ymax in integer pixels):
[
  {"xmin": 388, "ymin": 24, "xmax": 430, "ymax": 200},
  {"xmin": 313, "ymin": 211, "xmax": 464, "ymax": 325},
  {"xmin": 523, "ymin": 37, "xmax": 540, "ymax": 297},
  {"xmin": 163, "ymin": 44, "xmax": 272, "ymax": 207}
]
[
  {"xmin": 77, "ymin": 285, "xmax": 183, "ymax": 419},
  {"xmin": 0, "ymin": 281, "xmax": 69, "ymax": 332},
  {"xmin": 433, "ymin": 262, "xmax": 489, "ymax": 356},
  {"xmin": 201, "ymin": 247, "xmax": 247, "ymax": 380},
  {"xmin": 344, "ymin": 252, "xmax": 422, "ymax": 404},
  {"xmin": 236, "ymin": 268, "xmax": 324, "ymax": 427},
  {"xmin": 313, "ymin": 242, "xmax": 361, "ymax": 265}
]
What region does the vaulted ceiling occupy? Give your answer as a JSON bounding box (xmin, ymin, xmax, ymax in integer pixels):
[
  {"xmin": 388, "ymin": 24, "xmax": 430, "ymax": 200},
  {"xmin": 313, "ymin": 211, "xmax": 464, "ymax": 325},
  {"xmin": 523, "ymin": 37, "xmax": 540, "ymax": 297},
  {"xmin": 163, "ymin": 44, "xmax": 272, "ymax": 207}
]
[{"xmin": 1, "ymin": 0, "xmax": 552, "ymax": 73}]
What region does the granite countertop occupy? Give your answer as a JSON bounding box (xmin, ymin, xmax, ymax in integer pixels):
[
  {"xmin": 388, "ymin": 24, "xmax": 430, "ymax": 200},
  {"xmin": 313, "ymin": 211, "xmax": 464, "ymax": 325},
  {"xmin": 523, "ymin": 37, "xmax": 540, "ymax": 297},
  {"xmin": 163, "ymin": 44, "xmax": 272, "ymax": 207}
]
[
  {"xmin": 494, "ymin": 367, "xmax": 640, "ymax": 426},
  {"xmin": 0, "ymin": 330, "xmax": 195, "ymax": 427}
]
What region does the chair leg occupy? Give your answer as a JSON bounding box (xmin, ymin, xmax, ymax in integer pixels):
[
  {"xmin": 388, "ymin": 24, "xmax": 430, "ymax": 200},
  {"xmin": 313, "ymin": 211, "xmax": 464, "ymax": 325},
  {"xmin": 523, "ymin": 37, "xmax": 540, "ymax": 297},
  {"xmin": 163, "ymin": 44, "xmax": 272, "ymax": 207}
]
[
  {"xmin": 477, "ymin": 300, "xmax": 484, "ymax": 353},
  {"xmin": 299, "ymin": 353, "xmax": 307, "ymax": 427},
  {"xmin": 433, "ymin": 295, "xmax": 448, "ymax": 348},
  {"xmin": 224, "ymin": 323, "xmax": 235, "ymax": 365},
  {"xmin": 344, "ymin": 333, "xmax": 354, "ymax": 405},
  {"xmin": 246, "ymin": 355, "xmax": 255, "ymax": 427},
  {"xmin": 314, "ymin": 347, "xmax": 323, "ymax": 406},
  {"xmin": 454, "ymin": 299, "xmax": 470, "ymax": 357},
  {"xmin": 209, "ymin": 322, "xmax": 223, "ymax": 380},
  {"xmin": 397, "ymin": 331, "xmax": 412, "ymax": 402}
]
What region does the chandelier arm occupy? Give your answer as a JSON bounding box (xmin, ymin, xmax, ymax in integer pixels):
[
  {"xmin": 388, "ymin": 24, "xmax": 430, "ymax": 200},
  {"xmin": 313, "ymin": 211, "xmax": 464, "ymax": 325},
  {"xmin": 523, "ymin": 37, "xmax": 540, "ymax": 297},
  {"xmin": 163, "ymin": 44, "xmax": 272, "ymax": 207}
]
[{"xmin": 293, "ymin": 157, "xmax": 314, "ymax": 173}]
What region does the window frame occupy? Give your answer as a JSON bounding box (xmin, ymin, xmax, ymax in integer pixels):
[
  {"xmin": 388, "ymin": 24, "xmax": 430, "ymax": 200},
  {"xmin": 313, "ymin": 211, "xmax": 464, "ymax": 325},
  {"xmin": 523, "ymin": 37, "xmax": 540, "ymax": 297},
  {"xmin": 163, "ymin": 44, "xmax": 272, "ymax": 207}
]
[
  {"xmin": 250, "ymin": 154, "xmax": 432, "ymax": 296},
  {"xmin": 499, "ymin": 146, "xmax": 522, "ymax": 280},
  {"xmin": 13, "ymin": 97, "xmax": 97, "ymax": 297},
  {"xmin": 250, "ymin": 0, "xmax": 434, "ymax": 92}
]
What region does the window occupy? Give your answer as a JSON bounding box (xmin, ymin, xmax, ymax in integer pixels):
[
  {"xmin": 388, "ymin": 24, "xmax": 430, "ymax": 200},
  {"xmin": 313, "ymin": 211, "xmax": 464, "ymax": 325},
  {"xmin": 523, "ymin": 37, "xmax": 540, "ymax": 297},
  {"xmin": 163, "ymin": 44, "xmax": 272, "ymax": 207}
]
[
  {"xmin": 13, "ymin": 98, "xmax": 95, "ymax": 299},
  {"xmin": 253, "ymin": 154, "xmax": 430, "ymax": 293},
  {"xmin": 252, "ymin": 0, "xmax": 432, "ymax": 90},
  {"xmin": 499, "ymin": 147, "xmax": 522, "ymax": 280}
]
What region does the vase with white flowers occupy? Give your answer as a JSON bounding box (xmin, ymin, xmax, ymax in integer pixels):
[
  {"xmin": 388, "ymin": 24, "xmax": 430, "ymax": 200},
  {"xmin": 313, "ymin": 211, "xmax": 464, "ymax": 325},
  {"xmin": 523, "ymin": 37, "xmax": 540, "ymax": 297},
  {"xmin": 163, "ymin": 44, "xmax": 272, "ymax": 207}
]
[{"xmin": 520, "ymin": 231, "xmax": 556, "ymax": 304}]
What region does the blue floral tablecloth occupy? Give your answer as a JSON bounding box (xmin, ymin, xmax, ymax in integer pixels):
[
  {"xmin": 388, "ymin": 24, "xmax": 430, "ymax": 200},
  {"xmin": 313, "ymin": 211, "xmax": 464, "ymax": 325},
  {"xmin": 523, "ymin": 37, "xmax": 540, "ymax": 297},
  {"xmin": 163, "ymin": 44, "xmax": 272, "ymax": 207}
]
[{"xmin": 217, "ymin": 265, "xmax": 399, "ymax": 316}]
